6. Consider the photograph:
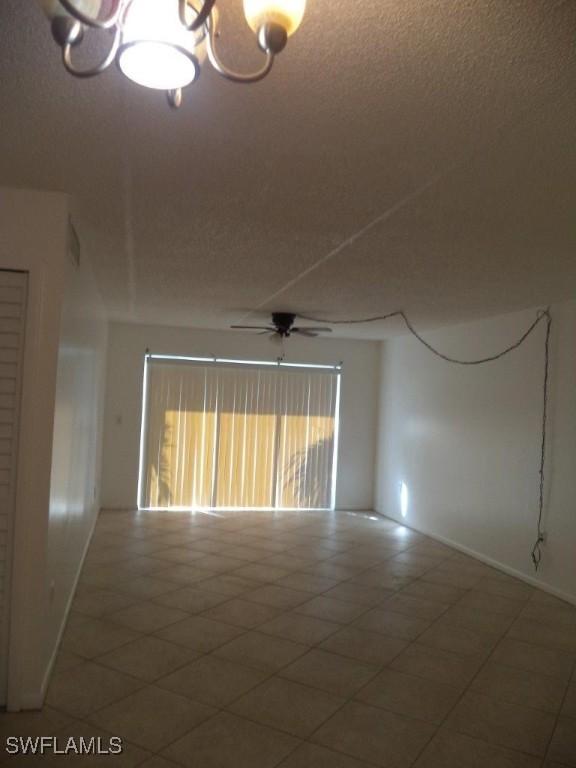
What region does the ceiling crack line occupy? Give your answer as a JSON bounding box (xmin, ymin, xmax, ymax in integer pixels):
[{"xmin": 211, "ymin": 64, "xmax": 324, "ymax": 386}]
[
  {"xmin": 238, "ymin": 168, "xmax": 451, "ymax": 322},
  {"xmin": 237, "ymin": 0, "xmax": 576, "ymax": 324}
]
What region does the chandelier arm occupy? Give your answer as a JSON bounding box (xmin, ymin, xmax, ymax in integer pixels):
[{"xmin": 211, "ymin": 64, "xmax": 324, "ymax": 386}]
[
  {"xmin": 206, "ymin": 15, "xmax": 274, "ymax": 84},
  {"xmin": 178, "ymin": 0, "xmax": 217, "ymax": 32},
  {"xmin": 57, "ymin": 0, "xmax": 129, "ymax": 30},
  {"xmin": 61, "ymin": 26, "xmax": 121, "ymax": 78},
  {"xmin": 58, "ymin": 0, "xmax": 132, "ymax": 29}
]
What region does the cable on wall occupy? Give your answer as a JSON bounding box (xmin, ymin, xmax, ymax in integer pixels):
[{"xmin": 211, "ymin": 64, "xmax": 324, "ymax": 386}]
[
  {"xmin": 532, "ymin": 310, "xmax": 552, "ymax": 570},
  {"xmin": 299, "ymin": 308, "xmax": 552, "ymax": 571}
]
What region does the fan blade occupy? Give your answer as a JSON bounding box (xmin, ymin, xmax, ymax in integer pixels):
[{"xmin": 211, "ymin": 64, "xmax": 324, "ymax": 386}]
[
  {"xmin": 292, "ymin": 327, "xmax": 333, "ymax": 334},
  {"xmin": 294, "ymin": 329, "xmax": 319, "ymax": 337},
  {"xmin": 231, "ymin": 325, "xmax": 274, "ymax": 331}
]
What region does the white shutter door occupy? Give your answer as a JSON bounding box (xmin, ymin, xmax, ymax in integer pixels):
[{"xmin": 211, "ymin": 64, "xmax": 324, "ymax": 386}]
[{"xmin": 0, "ymin": 271, "xmax": 27, "ymax": 706}]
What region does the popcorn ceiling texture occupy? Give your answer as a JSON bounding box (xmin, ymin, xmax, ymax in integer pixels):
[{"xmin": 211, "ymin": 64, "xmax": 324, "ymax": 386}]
[{"xmin": 1, "ymin": 0, "xmax": 575, "ymax": 337}]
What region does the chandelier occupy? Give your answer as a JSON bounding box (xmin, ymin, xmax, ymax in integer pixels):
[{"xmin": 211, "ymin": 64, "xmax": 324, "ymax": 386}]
[{"xmin": 39, "ymin": 0, "xmax": 306, "ymax": 107}]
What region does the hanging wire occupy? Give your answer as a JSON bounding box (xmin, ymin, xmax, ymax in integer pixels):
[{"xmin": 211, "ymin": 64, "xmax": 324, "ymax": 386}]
[
  {"xmin": 532, "ymin": 310, "xmax": 552, "ymax": 570},
  {"xmin": 299, "ymin": 308, "xmax": 552, "ymax": 570}
]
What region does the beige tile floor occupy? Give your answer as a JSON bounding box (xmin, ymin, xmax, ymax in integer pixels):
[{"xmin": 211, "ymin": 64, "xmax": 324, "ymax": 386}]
[{"xmin": 3, "ymin": 508, "xmax": 576, "ymax": 767}]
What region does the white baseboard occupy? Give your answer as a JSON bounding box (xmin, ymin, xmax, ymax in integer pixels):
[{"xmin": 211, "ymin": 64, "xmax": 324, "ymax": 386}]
[
  {"xmin": 375, "ymin": 509, "xmax": 576, "ymax": 608},
  {"xmin": 37, "ymin": 505, "xmax": 101, "ymax": 706},
  {"xmin": 12, "ymin": 692, "xmax": 44, "ymax": 711}
]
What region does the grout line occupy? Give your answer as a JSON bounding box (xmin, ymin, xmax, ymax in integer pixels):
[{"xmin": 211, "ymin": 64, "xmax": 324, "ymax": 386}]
[
  {"xmin": 47, "ymin": 509, "xmax": 576, "ymax": 768},
  {"xmin": 539, "ymin": 644, "xmax": 576, "ymax": 766}
]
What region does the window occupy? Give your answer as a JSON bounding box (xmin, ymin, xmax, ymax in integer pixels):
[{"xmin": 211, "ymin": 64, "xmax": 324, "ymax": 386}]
[{"xmin": 138, "ymin": 355, "xmax": 341, "ymax": 511}]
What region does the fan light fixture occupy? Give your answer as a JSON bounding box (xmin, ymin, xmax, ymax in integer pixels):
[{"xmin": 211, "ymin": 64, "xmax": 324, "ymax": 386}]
[{"xmin": 38, "ymin": 0, "xmax": 306, "ymax": 108}]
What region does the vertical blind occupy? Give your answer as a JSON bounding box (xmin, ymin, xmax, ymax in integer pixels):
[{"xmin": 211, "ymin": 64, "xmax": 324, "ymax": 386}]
[{"xmin": 139, "ymin": 357, "xmax": 341, "ymax": 510}]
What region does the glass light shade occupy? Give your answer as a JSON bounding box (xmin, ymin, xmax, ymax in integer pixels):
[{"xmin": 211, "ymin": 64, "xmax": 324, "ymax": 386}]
[
  {"xmin": 38, "ymin": 0, "xmax": 102, "ymax": 19},
  {"xmin": 118, "ymin": 0, "xmax": 203, "ymax": 90},
  {"xmin": 243, "ymin": 0, "xmax": 306, "ymax": 37}
]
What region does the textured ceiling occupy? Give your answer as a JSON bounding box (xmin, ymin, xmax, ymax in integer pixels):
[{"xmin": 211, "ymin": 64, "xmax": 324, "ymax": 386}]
[{"xmin": 1, "ymin": 0, "xmax": 575, "ymax": 339}]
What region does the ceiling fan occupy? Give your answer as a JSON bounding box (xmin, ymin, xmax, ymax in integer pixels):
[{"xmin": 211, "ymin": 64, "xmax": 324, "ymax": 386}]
[{"xmin": 231, "ymin": 312, "xmax": 333, "ymax": 339}]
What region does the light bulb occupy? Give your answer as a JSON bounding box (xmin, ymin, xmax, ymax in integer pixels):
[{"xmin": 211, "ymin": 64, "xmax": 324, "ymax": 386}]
[
  {"xmin": 118, "ymin": 0, "xmax": 204, "ymax": 90},
  {"xmin": 243, "ymin": 0, "xmax": 306, "ymax": 37}
]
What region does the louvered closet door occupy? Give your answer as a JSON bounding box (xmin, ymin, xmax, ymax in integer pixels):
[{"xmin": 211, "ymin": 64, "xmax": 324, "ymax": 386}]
[{"xmin": 0, "ymin": 271, "xmax": 27, "ymax": 706}]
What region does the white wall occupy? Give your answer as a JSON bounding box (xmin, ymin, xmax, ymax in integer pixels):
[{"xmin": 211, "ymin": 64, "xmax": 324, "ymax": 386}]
[
  {"xmin": 102, "ymin": 322, "xmax": 380, "ymax": 512},
  {"xmin": 0, "ymin": 187, "xmax": 107, "ymax": 709},
  {"xmin": 375, "ymin": 301, "xmax": 576, "ymax": 603},
  {"xmin": 0, "ymin": 188, "xmax": 68, "ymax": 709},
  {"xmin": 45, "ymin": 250, "xmax": 107, "ymax": 695}
]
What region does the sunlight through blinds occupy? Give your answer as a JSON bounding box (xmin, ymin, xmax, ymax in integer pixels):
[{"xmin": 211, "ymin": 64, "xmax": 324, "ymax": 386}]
[{"xmin": 139, "ymin": 358, "xmax": 340, "ymax": 510}]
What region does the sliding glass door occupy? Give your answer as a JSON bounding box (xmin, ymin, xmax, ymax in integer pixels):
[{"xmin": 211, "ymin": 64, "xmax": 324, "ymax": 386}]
[{"xmin": 138, "ymin": 356, "xmax": 341, "ymax": 511}]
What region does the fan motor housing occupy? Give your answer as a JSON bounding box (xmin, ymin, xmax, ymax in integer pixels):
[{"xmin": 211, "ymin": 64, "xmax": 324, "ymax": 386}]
[{"xmin": 272, "ymin": 312, "xmax": 296, "ymax": 336}]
